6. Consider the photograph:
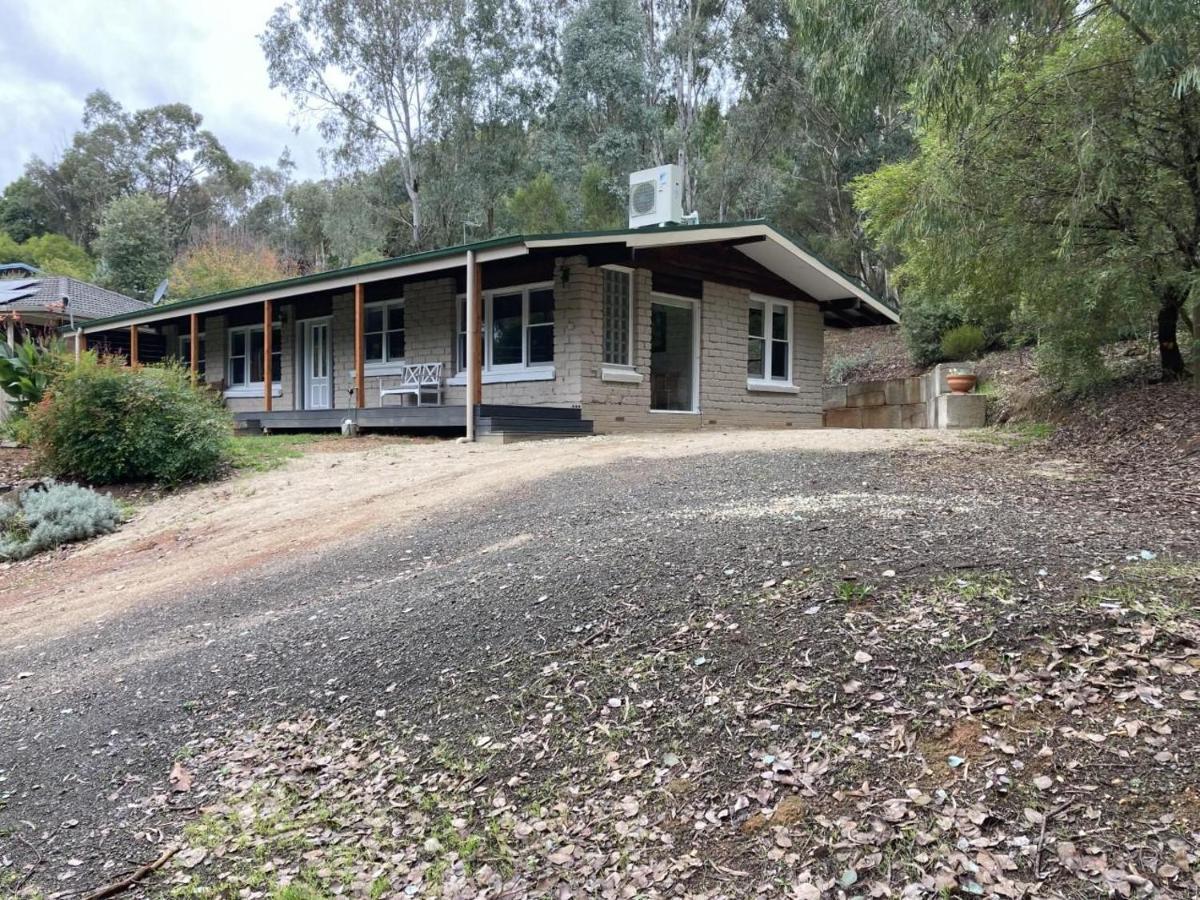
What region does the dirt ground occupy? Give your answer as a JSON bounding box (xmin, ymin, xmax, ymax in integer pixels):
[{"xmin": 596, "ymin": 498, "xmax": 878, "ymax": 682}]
[
  {"xmin": 0, "ymin": 429, "xmax": 958, "ymax": 645},
  {"xmin": 1, "ymin": 427, "xmax": 1198, "ymax": 898},
  {"xmin": 0, "ymin": 445, "xmax": 32, "ymax": 486}
]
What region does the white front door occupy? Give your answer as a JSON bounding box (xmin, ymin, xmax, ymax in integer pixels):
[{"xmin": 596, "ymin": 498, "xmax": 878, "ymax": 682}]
[
  {"xmin": 302, "ymin": 318, "xmax": 332, "ymax": 409},
  {"xmin": 649, "ymin": 295, "xmax": 699, "ymax": 412}
]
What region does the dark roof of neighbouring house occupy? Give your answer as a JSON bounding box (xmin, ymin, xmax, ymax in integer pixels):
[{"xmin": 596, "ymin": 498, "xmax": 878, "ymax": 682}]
[
  {"xmin": 74, "ymin": 221, "xmax": 900, "ymax": 331},
  {"xmin": 0, "ymin": 272, "xmax": 150, "ymax": 321}
]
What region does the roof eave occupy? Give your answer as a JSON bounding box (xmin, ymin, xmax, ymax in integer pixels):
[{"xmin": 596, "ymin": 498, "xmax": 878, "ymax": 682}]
[
  {"xmin": 75, "ymin": 220, "xmax": 897, "ymax": 333},
  {"xmin": 77, "ymin": 240, "xmax": 531, "ymax": 333}
]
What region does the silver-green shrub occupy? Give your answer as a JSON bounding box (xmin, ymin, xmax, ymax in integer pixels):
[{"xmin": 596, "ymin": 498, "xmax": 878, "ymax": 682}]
[
  {"xmin": 827, "ymin": 351, "xmax": 874, "ymax": 384},
  {"xmin": 0, "ymin": 481, "xmax": 122, "ymax": 561}
]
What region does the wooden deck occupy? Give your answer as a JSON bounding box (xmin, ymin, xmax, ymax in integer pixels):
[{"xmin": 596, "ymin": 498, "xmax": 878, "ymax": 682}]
[{"xmin": 232, "ymin": 404, "xmax": 594, "ymax": 438}]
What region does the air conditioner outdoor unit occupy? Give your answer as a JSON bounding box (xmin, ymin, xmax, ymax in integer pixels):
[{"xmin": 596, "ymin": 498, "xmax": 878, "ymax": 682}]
[{"xmin": 628, "ymin": 164, "xmax": 684, "ymax": 228}]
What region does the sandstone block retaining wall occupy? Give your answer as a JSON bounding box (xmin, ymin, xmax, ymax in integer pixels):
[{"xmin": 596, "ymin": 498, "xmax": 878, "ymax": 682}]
[
  {"xmin": 823, "ymin": 377, "xmax": 929, "ymax": 429},
  {"xmin": 824, "ymin": 364, "xmax": 985, "ymax": 429}
]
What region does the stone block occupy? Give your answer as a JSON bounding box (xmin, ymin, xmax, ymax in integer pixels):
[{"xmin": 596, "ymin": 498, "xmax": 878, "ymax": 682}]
[
  {"xmin": 935, "ymin": 393, "xmax": 987, "ymax": 429},
  {"xmin": 861, "ymin": 404, "xmax": 902, "ymax": 429},
  {"xmin": 883, "ymin": 378, "xmax": 907, "ymax": 406},
  {"xmin": 823, "ymin": 385, "xmax": 847, "ymax": 410},
  {"xmin": 904, "ymin": 377, "xmax": 925, "ymax": 404},
  {"xmin": 929, "ymin": 362, "xmax": 976, "ymax": 397},
  {"xmin": 824, "ymin": 407, "xmax": 863, "ymax": 428},
  {"xmin": 883, "ymin": 376, "xmax": 923, "ymax": 406},
  {"xmin": 900, "ymin": 403, "xmax": 927, "ymax": 429},
  {"xmin": 846, "ymin": 380, "xmax": 887, "ymax": 407}
]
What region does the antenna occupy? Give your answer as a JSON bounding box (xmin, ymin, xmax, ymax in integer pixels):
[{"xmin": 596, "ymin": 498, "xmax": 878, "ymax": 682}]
[{"xmin": 151, "ymin": 279, "xmax": 169, "ymax": 305}]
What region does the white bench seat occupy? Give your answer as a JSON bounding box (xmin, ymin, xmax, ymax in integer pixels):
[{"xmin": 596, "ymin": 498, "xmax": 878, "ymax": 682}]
[{"xmin": 378, "ymin": 363, "xmax": 444, "ymax": 407}]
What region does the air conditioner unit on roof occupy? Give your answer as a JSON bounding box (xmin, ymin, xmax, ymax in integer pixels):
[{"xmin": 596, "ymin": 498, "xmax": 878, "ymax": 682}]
[{"xmin": 628, "ymin": 164, "xmax": 684, "ymax": 228}]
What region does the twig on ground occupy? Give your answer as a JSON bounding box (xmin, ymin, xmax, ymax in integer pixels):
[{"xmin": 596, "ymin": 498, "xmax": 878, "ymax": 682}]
[
  {"xmin": 79, "ymin": 843, "xmax": 180, "ymax": 900},
  {"xmin": 1033, "ymin": 799, "xmax": 1077, "ymax": 880},
  {"xmin": 12, "ymin": 834, "xmax": 42, "ymax": 893},
  {"xmin": 961, "ymin": 628, "xmax": 996, "ymax": 651}
]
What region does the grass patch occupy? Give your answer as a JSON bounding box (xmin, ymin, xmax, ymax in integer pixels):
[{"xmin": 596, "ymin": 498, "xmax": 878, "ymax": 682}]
[
  {"xmin": 965, "ymin": 422, "xmax": 1055, "ymax": 448},
  {"xmin": 1081, "ymin": 556, "xmax": 1200, "ymax": 623},
  {"xmin": 226, "ymin": 434, "xmax": 322, "ymax": 473}
]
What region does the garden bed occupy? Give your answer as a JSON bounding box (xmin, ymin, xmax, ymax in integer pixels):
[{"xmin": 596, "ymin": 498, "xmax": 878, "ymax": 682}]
[{"xmin": 0, "ymin": 445, "xmax": 33, "ymax": 487}]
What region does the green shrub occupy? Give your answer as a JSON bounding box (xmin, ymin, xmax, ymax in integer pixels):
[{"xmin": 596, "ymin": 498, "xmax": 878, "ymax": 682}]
[
  {"xmin": 900, "ymin": 294, "xmax": 963, "ymax": 366},
  {"xmin": 27, "ymin": 357, "xmax": 232, "ymax": 484},
  {"xmin": 0, "ymin": 480, "xmax": 121, "ymax": 560},
  {"xmin": 0, "ymin": 337, "xmax": 68, "ymax": 414},
  {"xmin": 828, "ymin": 351, "xmax": 874, "ymax": 384},
  {"xmin": 940, "ymin": 324, "xmax": 987, "ymax": 361}
]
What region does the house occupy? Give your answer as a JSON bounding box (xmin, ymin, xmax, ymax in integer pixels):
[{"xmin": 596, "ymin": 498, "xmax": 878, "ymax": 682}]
[
  {"xmin": 1, "ymin": 264, "xmax": 149, "ymax": 417},
  {"xmin": 72, "ymin": 220, "xmax": 897, "ymax": 440}
]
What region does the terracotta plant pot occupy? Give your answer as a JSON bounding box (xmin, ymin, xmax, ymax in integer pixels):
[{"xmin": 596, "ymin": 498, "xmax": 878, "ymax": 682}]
[{"xmin": 946, "ymin": 373, "xmax": 977, "ymax": 394}]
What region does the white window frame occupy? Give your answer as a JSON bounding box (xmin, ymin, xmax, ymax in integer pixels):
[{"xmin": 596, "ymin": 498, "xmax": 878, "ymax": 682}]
[
  {"xmin": 747, "ymin": 294, "xmax": 795, "ymax": 392},
  {"xmin": 363, "ymin": 298, "xmax": 406, "ymax": 373},
  {"xmin": 601, "ymin": 265, "xmax": 635, "ymax": 368},
  {"xmin": 178, "ymin": 332, "xmax": 206, "ymax": 378},
  {"xmin": 451, "ymin": 281, "xmax": 556, "ymax": 382},
  {"xmin": 226, "ymin": 323, "xmax": 282, "ymax": 397}
]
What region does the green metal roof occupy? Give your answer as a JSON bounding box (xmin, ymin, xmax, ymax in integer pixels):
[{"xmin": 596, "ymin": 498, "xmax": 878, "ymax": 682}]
[{"xmin": 74, "ymin": 220, "xmax": 894, "ymax": 332}]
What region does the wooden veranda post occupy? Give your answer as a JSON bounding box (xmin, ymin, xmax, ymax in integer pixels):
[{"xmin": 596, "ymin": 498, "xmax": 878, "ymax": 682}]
[
  {"xmin": 354, "ymin": 283, "xmax": 365, "ymax": 409},
  {"xmin": 74, "ymin": 330, "xmax": 85, "ymax": 362},
  {"xmin": 189, "ymin": 313, "xmax": 199, "ymax": 385},
  {"xmin": 129, "ymin": 325, "xmax": 139, "ymax": 368},
  {"xmin": 465, "ymin": 250, "xmax": 482, "ymax": 440},
  {"xmin": 263, "ymin": 299, "xmax": 273, "ymax": 413}
]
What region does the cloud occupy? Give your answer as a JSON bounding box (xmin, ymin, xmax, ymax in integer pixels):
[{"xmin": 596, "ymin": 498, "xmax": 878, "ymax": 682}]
[{"xmin": 0, "ymin": 0, "xmax": 325, "ymax": 186}]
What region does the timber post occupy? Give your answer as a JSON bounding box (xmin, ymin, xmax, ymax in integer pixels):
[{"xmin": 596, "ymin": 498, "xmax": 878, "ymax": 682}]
[
  {"xmin": 465, "ymin": 250, "xmax": 481, "ymax": 440},
  {"xmin": 263, "ymin": 299, "xmax": 273, "ymax": 413},
  {"xmin": 354, "ymin": 283, "xmax": 365, "ymax": 409},
  {"xmin": 189, "ymin": 313, "xmax": 199, "ymax": 385}
]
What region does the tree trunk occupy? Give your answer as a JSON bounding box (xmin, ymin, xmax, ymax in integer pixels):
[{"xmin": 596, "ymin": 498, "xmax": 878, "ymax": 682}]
[{"xmin": 1157, "ymin": 291, "xmax": 1190, "ymax": 380}]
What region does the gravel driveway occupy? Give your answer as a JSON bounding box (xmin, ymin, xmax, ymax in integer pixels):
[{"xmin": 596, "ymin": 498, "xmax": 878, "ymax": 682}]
[{"xmin": 0, "ymin": 431, "xmax": 1194, "ymax": 896}]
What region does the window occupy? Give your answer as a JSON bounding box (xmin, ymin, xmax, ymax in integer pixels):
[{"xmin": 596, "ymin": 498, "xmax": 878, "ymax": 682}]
[
  {"xmin": 365, "ymin": 299, "xmax": 404, "ymax": 365},
  {"xmin": 748, "ymin": 298, "xmax": 791, "ymax": 383},
  {"xmin": 456, "ymin": 283, "xmax": 555, "ymax": 373},
  {"xmin": 457, "ymin": 296, "xmax": 468, "ymax": 374},
  {"xmin": 227, "ymin": 324, "xmax": 282, "ymax": 388},
  {"xmin": 491, "ymin": 292, "xmax": 523, "ymax": 366},
  {"xmin": 602, "ymin": 268, "xmax": 633, "ymax": 366},
  {"xmin": 179, "ymin": 332, "xmax": 206, "ymax": 378},
  {"xmin": 527, "ymin": 288, "xmax": 554, "ymax": 364}
]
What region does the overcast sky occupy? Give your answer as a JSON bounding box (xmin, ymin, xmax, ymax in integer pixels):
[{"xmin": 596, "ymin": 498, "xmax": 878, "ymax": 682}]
[{"xmin": 0, "ymin": 0, "xmax": 325, "ymax": 187}]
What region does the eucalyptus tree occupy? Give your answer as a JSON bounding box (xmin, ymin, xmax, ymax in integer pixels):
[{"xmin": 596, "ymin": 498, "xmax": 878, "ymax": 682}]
[
  {"xmin": 94, "ymin": 193, "xmax": 173, "ymax": 301},
  {"xmin": 553, "ymin": 0, "xmax": 658, "ymax": 216},
  {"xmin": 0, "ymin": 176, "xmax": 54, "ymax": 244},
  {"xmin": 262, "ymin": 0, "xmax": 450, "ymax": 249},
  {"xmin": 422, "ymin": 0, "xmax": 547, "ymax": 244},
  {"xmin": 797, "ymin": 0, "xmax": 1200, "ymax": 380},
  {"xmin": 642, "ymin": 0, "xmax": 731, "ymax": 214},
  {"xmin": 11, "ymin": 91, "xmax": 236, "ymax": 251},
  {"xmin": 695, "ymin": 0, "xmax": 911, "ymax": 284}
]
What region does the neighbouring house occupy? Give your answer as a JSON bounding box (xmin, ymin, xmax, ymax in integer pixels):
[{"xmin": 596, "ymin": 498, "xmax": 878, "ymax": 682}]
[
  {"xmin": 73, "ymin": 221, "xmax": 897, "ymax": 440},
  {"xmin": 1, "ymin": 264, "xmax": 150, "ymax": 418}
]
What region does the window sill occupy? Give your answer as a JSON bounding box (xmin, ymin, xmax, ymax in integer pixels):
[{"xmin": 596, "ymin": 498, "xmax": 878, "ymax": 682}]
[
  {"xmin": 649, "ymin": 408, "xmax": 699, "ymax": 415},
  {"xmin": 224, "ymin": 384, "xmax": 283, "ymax": 399},
  {"xmin": 747, "ymin": 380, "xmax": 799, "ymax": 394},
  {"xmin": 600, "ymin": 365, "xmax": 643, "ymax": 384},
  {"xmin": 448, "ymin": 367, "xmax": 556, "ymax": 386}
]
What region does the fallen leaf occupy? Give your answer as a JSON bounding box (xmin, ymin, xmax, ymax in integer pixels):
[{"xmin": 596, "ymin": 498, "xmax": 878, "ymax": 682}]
[{"xmin": 169, "ymin": 761, "xmax": 192, "ymax": 793}]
